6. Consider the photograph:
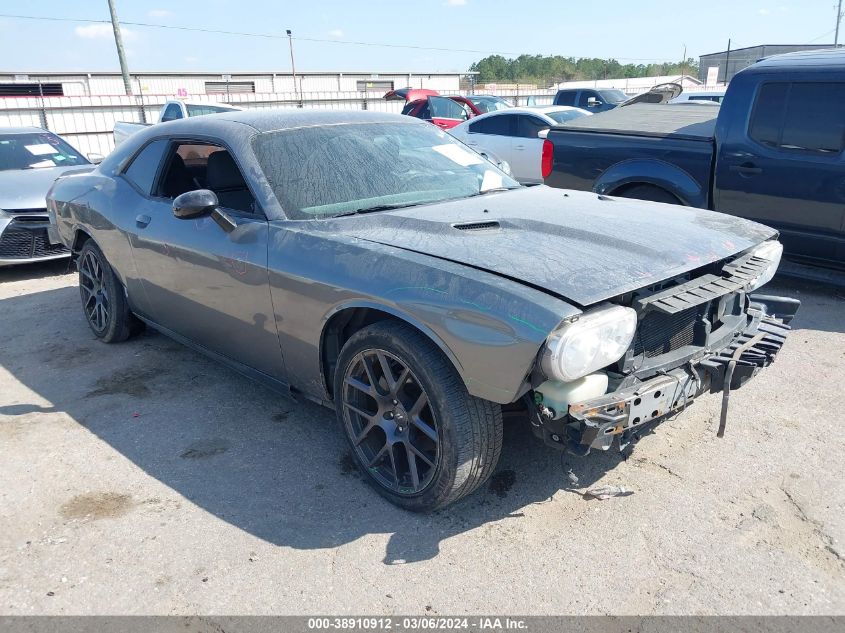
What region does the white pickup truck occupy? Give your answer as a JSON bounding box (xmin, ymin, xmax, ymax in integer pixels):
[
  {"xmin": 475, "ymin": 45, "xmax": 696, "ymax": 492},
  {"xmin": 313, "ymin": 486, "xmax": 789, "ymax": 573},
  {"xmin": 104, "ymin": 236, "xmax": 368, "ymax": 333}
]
[{"xmin": 113, "ymin": 100, "xmax": 242, "ymax": 146}]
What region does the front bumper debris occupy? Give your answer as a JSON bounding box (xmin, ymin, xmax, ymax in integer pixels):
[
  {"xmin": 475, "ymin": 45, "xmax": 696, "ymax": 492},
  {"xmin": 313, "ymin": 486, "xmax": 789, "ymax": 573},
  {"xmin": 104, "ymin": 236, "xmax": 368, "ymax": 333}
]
[{"xmin": 535, "ymin": 295, "xmax": 799, "ymax": 455}]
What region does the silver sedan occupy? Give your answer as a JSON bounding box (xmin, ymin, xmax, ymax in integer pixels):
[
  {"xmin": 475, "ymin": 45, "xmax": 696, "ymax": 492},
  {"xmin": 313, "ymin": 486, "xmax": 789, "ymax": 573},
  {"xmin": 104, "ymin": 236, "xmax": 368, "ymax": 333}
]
[{"xmin": 0, "ymin": 127, "xmax": 94, "ymax": 266}]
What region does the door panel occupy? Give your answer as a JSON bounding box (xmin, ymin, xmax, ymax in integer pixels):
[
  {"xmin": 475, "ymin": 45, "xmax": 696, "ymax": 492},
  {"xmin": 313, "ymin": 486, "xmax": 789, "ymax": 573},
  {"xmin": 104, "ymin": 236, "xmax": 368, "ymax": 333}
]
[
  {"xmin": 428, "ymin": 96, "xmax": 470, "ymax": 130},
  {"xmin": 512, "ymin": 115, "xmax": 549, "ymax": 183},
  {"xmin": 128, "ymin": 201, "xmax": 284, "ymax": 380},
  {"xmin": 715, "ymin": 81, "xmax": 845, "ymax": 266},
  {"xmin": 123, "ymin": 140, "xmax": 285, "ymax": 381},
  {"xmin": 464, "ymin": 114, "xmax": 515, "ymax": 175}
]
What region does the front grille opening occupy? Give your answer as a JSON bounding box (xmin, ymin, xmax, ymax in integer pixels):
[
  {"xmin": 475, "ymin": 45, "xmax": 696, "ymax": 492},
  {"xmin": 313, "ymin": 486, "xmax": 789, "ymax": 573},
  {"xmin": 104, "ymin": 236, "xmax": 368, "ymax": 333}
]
[
  {"xmin": 0, "ymin": 227, "xmax": 69, "ymax": 259},
  {"xmin": 634, "ymin": 307, "xmax": 700, "ymax": 358}
]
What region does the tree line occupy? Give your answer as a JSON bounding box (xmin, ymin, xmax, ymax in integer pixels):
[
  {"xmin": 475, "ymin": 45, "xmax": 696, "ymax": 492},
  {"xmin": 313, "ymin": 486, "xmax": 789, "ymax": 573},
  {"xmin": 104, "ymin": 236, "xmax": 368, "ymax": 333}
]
[{"xmin": 468, "ymin": 54, "xmax": 700, "ymax": 85}]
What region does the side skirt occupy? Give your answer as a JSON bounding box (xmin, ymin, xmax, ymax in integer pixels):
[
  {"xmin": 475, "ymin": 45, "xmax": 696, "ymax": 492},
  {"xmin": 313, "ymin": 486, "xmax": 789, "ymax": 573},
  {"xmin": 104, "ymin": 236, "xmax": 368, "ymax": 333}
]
[{"xmin": 134, "ymin": 314, "xmax": 299, "ymax": 403}]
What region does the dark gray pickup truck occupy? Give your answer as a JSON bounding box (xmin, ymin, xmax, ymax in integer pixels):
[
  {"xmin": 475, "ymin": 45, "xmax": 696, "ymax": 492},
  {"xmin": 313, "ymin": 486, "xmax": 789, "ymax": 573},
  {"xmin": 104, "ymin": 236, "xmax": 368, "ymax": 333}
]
[{"xmin": 545, "ymin": 49, "xmax": 845, "ymax": 268}]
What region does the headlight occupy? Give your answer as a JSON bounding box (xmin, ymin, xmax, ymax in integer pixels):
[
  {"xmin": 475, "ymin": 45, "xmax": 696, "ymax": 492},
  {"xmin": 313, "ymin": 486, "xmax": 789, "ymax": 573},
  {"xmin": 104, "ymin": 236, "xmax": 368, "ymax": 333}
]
[
  {"xmin": 541, "ymin": 304, "xmax": 637, "ymax": 382},
  {"xmin": 745, "ymin": 240, "xmax": 783, "ymax": 292}
]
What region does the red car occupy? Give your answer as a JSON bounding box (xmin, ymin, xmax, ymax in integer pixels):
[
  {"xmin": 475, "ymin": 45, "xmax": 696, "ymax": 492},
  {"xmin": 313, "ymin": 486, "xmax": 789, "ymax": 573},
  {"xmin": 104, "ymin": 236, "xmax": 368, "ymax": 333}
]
[{"xmin": 384, "ymin": 88, "xmax": 483, "ymax": 130}]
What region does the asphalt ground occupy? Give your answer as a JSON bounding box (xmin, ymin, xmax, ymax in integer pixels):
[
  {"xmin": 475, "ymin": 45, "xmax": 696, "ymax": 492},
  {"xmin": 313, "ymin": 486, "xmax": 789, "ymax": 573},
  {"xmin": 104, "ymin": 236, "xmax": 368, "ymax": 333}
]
[{"xmin": 1, "ymin": 260, "xmax": 843, "ymax": 614}]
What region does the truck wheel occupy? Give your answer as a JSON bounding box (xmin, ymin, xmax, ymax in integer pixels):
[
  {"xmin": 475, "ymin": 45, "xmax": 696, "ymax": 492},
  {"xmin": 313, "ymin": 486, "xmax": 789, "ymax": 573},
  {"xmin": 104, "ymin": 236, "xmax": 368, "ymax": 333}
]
[
  {"xmin": 334, "ymin": 321, "xmax": 503, "ymax": 512},
  {"xmin": 616, "ymin": 184, "xmax": 680, "ymax": 205},
  {"xmin": 78, "ymin": 241, "xmax": 143, "ymax": 343}
]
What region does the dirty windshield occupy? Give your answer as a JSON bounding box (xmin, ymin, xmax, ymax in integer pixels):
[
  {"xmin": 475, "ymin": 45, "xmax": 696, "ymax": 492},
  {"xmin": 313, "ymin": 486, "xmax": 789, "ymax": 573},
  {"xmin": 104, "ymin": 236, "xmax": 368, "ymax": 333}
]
[
  {"xmin": 253, "ymin": 121, "xmax": 519, "ymax": 219},
  {"xmin": 0, "ymin": 132, "xmax": 88, "ymax": 171}
]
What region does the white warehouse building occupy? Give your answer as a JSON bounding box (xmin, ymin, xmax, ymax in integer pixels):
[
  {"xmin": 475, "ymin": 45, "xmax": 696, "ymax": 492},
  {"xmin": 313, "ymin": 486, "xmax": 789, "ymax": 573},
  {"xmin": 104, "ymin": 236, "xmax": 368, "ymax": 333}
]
[{"xmin": 0, "ymin": 70, "xmax": 469, "ymax": 97}]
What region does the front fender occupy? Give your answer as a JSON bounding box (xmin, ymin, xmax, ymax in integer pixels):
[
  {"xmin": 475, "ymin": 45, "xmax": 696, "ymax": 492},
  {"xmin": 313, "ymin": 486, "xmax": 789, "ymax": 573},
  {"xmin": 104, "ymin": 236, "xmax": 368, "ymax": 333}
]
[
  {"xmin": 269, "ymin": 226, "xmax": 580, "ymax": 405},
  {"xmin": 593, "ymin": 159, "xmax": 706, "ymax": 208}
]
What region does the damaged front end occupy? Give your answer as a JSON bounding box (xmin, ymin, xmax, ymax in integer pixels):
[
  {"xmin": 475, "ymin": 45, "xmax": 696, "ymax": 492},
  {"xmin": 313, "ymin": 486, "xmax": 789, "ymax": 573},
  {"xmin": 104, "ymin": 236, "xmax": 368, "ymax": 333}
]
[{"xmin": 528, "ymin": 241, "xmax": 800, "ymax": 455}]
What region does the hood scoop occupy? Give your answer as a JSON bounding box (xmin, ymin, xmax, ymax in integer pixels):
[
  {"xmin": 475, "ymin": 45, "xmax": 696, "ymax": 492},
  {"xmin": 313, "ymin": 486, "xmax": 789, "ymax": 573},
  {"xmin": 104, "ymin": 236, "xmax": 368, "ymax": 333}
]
[{"xmin": 452, "ymin": 220, "xmax": 500, "ymax": 231}]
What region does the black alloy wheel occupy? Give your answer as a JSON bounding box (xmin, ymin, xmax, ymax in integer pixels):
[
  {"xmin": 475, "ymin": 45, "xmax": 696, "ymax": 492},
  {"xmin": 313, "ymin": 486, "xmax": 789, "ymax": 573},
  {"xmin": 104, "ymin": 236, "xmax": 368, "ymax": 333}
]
[
  {"xmin": 334, "ymin": 321, "xmax": 503, "ymax": 512},
  {"xmin": 79, "ymin": 248, "xmax": 110, "ymax": 334},
  {"xmin": 77, "ymin": 240, "xmax": 142, "ymax": 343},
  {"xmin": 341, "ymin": 348, "xmax": 440, "ymax": 495}
]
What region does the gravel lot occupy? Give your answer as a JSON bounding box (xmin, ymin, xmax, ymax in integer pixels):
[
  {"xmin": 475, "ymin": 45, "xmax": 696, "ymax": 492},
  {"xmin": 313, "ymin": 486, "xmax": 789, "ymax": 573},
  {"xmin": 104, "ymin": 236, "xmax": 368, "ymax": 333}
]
[{"xmin": 1, "ymin": 260, "xmax": 843, "ymax": 615}]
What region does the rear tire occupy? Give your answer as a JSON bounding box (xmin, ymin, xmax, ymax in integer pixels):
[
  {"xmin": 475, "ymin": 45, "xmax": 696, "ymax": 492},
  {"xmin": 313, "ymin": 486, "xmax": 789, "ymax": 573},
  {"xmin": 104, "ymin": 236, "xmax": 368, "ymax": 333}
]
[
  {"xmin": 334, "ymin": 321, "xmax": 503, "ymax": 512},
  {"xmin": 615, "ymin": 184, "xmax": 680, "ymax": 205},
  {"xmin": 77, "ymin": 241, "xmax": 143, "ymax": 343}
]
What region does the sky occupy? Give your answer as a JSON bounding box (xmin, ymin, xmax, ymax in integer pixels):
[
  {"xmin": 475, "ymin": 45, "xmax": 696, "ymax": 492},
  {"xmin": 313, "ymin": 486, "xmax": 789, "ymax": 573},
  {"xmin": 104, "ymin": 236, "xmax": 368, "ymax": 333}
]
[{"xmin": 0, "ymin": 0, "xmax": 841, "ymax": 73}]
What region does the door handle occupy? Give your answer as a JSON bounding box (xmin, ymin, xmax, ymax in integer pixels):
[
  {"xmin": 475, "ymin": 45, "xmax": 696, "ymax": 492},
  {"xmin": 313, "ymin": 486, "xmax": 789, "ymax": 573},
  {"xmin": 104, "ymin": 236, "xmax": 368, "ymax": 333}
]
[
  {"xmin": 135, "ymin": 214, "xmax": 151, "ymax": 228},
  {"xmin": 514, "ymin": 145, "xmax": 526, "ymax": 150},
  {"xmin": 729, "ymin": 163, "xmax": 762, "ymax": 176}
]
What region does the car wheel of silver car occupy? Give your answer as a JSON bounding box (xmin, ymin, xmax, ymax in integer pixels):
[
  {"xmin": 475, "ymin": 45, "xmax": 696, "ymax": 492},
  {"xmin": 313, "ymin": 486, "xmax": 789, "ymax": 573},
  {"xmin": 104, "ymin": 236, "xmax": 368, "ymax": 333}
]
[
  {"xmin": 78, "ymin": 240, "xmax": 143, "ymax": 343},
  {"xmin": 334, "ymin": 321, "xmax": 503, "ymax": 512}
]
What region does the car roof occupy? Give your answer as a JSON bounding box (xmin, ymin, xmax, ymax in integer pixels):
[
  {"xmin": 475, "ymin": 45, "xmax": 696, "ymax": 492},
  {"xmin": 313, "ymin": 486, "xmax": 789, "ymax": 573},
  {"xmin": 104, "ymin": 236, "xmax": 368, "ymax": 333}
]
[
  {"xmin": 450, "ymin": 107, "xmax": 555, "ymax": 130},
  {"xmin": 206, "ymin": 108, "xmax": 416, "ymax": 132},
  {"xmin": 531, "ymin": 105, "xmax": 588, "ymax": 113},
  {"xmin": 0, "ymin": 126, "xmax": 49, "ymax": 134},
  {"xmin": 745, "ymin": 47, "xmax": 845, "ymax": 72}
]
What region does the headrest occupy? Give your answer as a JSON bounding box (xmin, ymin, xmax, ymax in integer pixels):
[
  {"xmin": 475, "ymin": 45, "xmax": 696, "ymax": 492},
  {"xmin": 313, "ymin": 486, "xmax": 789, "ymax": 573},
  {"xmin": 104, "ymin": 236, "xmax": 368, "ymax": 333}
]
[{"xmin": 206, "ymin": 151, "xmax": 246, "ymax": 190}]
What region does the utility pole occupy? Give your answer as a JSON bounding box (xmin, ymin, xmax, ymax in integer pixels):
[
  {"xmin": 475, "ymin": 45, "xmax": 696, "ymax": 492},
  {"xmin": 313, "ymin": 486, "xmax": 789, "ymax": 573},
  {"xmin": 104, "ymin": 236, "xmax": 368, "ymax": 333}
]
[
  {"xmin": 681, "ymin": 44, "xmax": 687, "ymax": 79},
  {"xmin": 836, "ymin": 0, "xmax": 843, "ymax": 47},
  {"xmin": 286, "ymin": 29, "xmax": 299, "ymax": 102},
  {"xmin": 106, "ymin": 0, "xmax": 133, "ymax": 95},
  {"xmin": 723, "ymin": 38, "xmax": 731, "ymax": 86}
]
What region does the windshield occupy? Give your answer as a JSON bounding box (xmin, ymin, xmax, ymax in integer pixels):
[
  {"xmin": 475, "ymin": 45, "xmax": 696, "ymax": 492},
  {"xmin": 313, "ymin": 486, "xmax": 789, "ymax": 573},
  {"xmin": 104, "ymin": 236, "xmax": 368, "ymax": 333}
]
[
  {"xmin": 0, "ymin": 132, "xmax": 88, "ymax": 171},
  {"xmin": 253, "ymin": 121, "xmax": 519, "ymax": 220},
  {"xmin": 599, "ymin": 90, "xmax": 628, "ymax": 104},
  {"xmin": 546, "ymin": 109, "xmax": 589, "ymax": 124},
  {"xmin": 185, "ymin": 104, "xmax": 239, "ymax": 117}
]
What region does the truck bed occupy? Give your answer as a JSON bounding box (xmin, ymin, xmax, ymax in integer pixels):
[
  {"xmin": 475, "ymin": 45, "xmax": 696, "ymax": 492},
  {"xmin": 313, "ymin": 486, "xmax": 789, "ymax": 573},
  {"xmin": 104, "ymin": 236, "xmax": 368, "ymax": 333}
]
[{"xmin": 557, "ymin": 104, "xmax": 718, "ymax": 141}]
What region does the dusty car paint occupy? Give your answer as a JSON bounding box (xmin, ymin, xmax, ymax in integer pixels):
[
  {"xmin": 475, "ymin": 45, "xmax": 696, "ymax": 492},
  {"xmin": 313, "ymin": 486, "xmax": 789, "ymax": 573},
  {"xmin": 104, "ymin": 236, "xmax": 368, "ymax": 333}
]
[{"xmin": 47, "ymin": 110, "xmax": 787, "ymax": 410}]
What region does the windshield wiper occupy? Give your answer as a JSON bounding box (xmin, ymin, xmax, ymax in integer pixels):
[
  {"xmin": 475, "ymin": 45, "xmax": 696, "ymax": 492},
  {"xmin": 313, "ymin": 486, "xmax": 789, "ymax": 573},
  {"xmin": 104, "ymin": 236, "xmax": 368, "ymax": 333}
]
[
  {"xmin": 470, "ymin": 186, "xmax": 521, "ymax": 197},
  {"xmin": 333, "ymin": 202, "xmax": 424, "ymax": 218}
]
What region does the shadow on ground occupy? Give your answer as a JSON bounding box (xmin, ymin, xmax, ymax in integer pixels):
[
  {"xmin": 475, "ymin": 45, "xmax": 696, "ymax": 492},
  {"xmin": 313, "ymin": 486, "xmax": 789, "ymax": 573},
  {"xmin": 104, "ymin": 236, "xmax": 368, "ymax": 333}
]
[
  {"xmin": 0, "ymin": 258, "xmax": 73, "ymax": 283},
  {"xmin": 0, "ymin": 275, "xmax": 840, "ymax": 564}
]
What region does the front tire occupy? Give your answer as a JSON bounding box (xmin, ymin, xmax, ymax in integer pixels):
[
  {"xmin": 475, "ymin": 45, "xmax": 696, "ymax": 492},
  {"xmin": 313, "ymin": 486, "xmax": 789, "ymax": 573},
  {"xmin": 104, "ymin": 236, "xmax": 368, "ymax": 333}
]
[
  {"xmin": 334, "ymin": 321, "xmax": 503, "ymax": 512},
  {"xmin": 78, "ymin": 241, "xmax": 142, "ymax": 343}
]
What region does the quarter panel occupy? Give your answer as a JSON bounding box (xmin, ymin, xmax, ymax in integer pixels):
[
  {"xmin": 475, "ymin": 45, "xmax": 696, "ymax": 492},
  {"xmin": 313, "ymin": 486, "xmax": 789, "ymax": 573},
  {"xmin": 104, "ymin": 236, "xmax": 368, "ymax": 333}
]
[{"xmin": 50, "ymin": 172, "xmax": 143, "ymax": 297}]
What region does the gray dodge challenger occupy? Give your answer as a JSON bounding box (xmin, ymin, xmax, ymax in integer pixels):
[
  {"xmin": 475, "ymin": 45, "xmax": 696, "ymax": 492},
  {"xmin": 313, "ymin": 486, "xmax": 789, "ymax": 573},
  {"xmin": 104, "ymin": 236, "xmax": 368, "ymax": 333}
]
[{"xmin": 47, "ymin": 109, "xmax": 798, "ymax": 511}]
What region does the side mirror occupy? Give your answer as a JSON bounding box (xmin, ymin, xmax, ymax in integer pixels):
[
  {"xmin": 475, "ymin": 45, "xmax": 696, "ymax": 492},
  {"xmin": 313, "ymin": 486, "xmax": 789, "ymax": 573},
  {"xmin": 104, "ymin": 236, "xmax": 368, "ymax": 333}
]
[
  {"xmin": 587, "ymin": 97, "xmax": 602, "ymax": 107},
  {"xmin": 173, "ymin": 189, "xmax": 218, "ymax": 219},
  {"xmin": 87, "ymin": 153, "xmax": 104, "ymax": 165}
]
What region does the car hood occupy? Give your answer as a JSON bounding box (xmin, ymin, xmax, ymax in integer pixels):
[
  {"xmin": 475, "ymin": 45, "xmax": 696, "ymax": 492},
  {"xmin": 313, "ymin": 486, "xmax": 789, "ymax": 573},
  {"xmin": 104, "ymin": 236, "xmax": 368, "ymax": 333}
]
[
  {"xmin": 0, "ymin": 165, "xmax": 93, "ymax": 210},
  {"xmin": 318, "ymin": 186, "xmax": 777, "ymax": 307}
]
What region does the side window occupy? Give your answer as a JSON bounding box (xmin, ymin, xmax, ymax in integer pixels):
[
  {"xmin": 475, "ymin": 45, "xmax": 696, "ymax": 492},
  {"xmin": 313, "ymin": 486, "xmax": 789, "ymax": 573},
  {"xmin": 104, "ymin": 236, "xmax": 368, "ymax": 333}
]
[
  {"xmin": 160, "ymin": 104, "xmax": 183, "ymax": 122},
  {"xmin": 468, "ymin": 114, "xmax": 513, "ymax": 136},
  {"xmin": 158, "ymin": 142, "xmax": 256, "ymax": 213},
  {"xmin": 429, "ymin": 96, "xmax": 467, "ymax": 120},
  {"xmin": 555, "ymin": 91, "xmax": 576, "ymax": 106},
  {"xmin": 577, "ymin": 91, "xmax": 596, "ymax": 107},
  {"xmin": 749, "ymin": 83, "xmax": 789, "ymax": 148},
  {"xmin": 781, "ymin": 83, "xmax": 845, "ymax": 153},
  {"xmin": 122, "ymin": 139, "xmax": 168, "ymax": 196},
  {"xmin": 750, "ymin": 82, "xmax": 845, "ymax": 153},
  {"xmin": 516, "ymin": 115, "xmax": 550, "ymax": 138}
]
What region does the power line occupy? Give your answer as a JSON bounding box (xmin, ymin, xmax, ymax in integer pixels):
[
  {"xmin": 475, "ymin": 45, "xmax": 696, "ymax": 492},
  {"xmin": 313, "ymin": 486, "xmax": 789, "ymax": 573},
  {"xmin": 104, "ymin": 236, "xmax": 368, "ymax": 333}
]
[{"xmin": 0, "ymin": 13, "xmax": 684, "ymax": 61}]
